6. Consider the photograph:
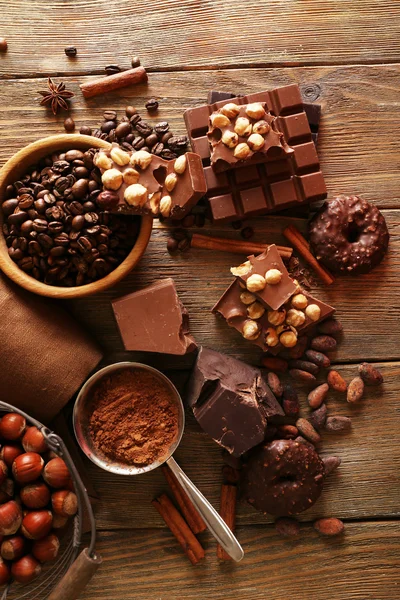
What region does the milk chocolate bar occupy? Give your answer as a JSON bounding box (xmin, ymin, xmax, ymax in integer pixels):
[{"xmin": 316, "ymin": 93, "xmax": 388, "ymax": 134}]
[
  {"xmin": 186, "ymin": 347, "xmax": 284, "ymax": 456},
  {"xmin": 112, "ymin": 278, "xmax": 197, "ymax": 355},
  {"xmin": 95, "ymin": 145, "xmax": 206, "ymax": 219}
]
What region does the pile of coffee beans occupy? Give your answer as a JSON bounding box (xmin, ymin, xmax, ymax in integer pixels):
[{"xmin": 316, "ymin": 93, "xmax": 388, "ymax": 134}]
[
  {"xmin": 2, "ymin": 149, "xmax": 140, "ymax": 287},
  {"xmin": 79, "ymin": 106, "xmax": 189, "ymax": 161}
]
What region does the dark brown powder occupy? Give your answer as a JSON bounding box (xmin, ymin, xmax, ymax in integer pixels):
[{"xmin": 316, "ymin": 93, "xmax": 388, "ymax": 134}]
[{"xmin": 89, "ymin": 369, "xmax": 179, "ymax": 467}]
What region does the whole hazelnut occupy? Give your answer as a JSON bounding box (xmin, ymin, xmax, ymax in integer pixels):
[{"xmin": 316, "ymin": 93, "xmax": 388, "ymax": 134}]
[
  {"xmin": 210, "ymin": 113, "xmax": 230, "ymax": 128},
  {"xmin": 239, "ymin": 291, "xmax": 256, "ymax": 305},
  {"xmin": 0, "ymin": 501, "xmax": 23, "ymax": 536},
  {"xmin": 123, "ymin": 168, "xmax": 140, "ymax": 186},
  {"xmin": 233, "ymin": 142, "xmax": 251, "ymax": 160},
  {"xmin": 174, "ymin": 155, "xmax": 187, "ymax": 174},
  {"xmin": 43, "ymin": 458, "xmax": 71, "ymax": 489},
  {"xmin": 246, "ymin": 102, "xmax": 266, "ymax": 120},
  {"xmin": 252, "ymin": 120, "xmax": 270, "ymax": 135},
  {"xmin": 230, "ymin": 261, "xmax": 251, "ymax": 277},
  {"xmin": 0, "ymin": 444, "xmax": 23, "ymax": 467},
  {"xmin": 52, "ymin": 514, "xmax": 69, "ymax": 529},
  {"xmin": 21, "ymin": 510, "xmax": 53, "ymax": 540},
  {"xmin": 220, "ymin": 103, "xmax": 241, "ymax": 119},
  {"xmin": 291, "ymin": 293, "xmax": 308, "ymax": 309},
  {"xmin": 0, "ymin": 413, "xmax": 26, "ymax": 440},
  {"xmin": 13, "ymin": 452, "xmax": 44, "ymax": 484},
  {"xmin": 20, "ymin": 482, "xmax": 51, "ymax": 509},
  {"xmin": 247, "ymin": 302, "xmax": 265, "ymax": 320},
  {"xmin": 280, "ymin": 330, "xmax": 298, "ymax": 348},
  {"xmin": 221, "ymin": 130, "xmax": 239, "ymax": 148},
  {"xmin": 305, "ymin": 304, "xmax": 321, "ymax": 322},
  {"xmin": 130, "ymin": 150, "xmax": 153, "ymax": 169},
  {"xmin": 94, "ymin": 152, "xmax": 113, "ymax": 170},
  {"xmin": 165, "ymin": 173, "xmax": 178, "ymax": 192},
  {"xmin": 247, "ymin": 133, "xmax": 265, "ymax": 152},
  {"xmin": 52, "ymin": 490, "xmax": 78, "ymax": 517},
  {"xmin": 246, "ymin": 273, "xmax": 266, "ymax": 292},
  {"xmin": 242, "ymin": 320, "xmax": 261, "ymax": 340},
  {"xmin": 96, "ymin": 190, "xmax": 120, "ymax": 210},
  {"xmin": 286, "ymin": 308, "xmax": 306, "ymax": 328},
  {"xmin": 11, "ymin": 555, "xmax": 42, "ymax": 584},
  {"xmin": 124, "ymin": 183, "xmax": 148, "ymax": 207},
  {"xmin": 32, "ymin": 533, "xmax": 60, "ymax": 563},
  {"xmin": 101, "ymin": 168, "xmax": 123, "ymax": 191},
  {"xmin": 22, "ymin": 426, "xmax": 48, "ymax": 454},
  {"xmin": 265, "ymin": 268, "xmax": 282, "ymax": 285},
  {"xmin": 1, "ymin": 535, "xmax": 27, "ymax": 561},
  {"xmin": 234, "ymin": 117, "xmax": 252, "ymax": 137},
  {"xmin": 0, "ymin": 558, "xmax": 10, "ymax": 586},
  {"xmin": 265, "ymin": 327, "xmax": 279, "ymax": 347},
  {"xmin": 268, "ymin": 309, "xmax": 286, "ymax": 326}
]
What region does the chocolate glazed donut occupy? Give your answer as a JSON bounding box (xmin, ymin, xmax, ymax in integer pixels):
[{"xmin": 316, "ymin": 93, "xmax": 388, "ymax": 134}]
[
  {"xmin": 242, "ymin": 439, "xmax": 325, "ymax": 516},
  {"xmin": 308, "ymin": 195, "xmax": 389, "ymax": 275}
]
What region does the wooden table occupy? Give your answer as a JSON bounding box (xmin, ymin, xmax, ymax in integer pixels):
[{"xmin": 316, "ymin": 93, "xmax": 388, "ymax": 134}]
[{"xmin": 1, "ymin": 1, "xmax": 400, "ymax": 598}]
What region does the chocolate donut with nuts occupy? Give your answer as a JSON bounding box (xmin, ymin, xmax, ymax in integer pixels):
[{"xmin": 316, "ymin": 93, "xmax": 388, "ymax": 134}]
[
  {"xmin": 242, "ymin": 439, "xmax": 325, "ymax": 516},
  {"xmin": 309, "ymin": 195, "xmax": 389, "ymax": 274}
]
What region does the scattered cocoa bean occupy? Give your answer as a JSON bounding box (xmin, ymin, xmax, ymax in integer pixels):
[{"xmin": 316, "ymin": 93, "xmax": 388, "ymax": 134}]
[
  {"xmin": 277, "ymin": 425, "xmax": 298, "ymax": 440},
  {"xmin": 317, "ymin": 319, "xmax": 343, "ymax": 337},
  {"xmin": 325, "ymin": 416, "xmax": 351, "ymax": 432},
  {"xmin": 296, "ymin": 418, "xmax": 321, "ymax": 444},
  {"xmin": 289, "ymin": 369, "xmax": 316, "ymax": 384},
  {"xmin": 222, "ymin": 465, "xmax": 240, "ymax": 485},
  {"xmin": 313, "ymin": 517, "xmax": 344, "ymax": 536},
  {"xmin": 305, "ymin": 349, "xmax": 331, "ymax": 368},
  {"xmin": 282, "ymin": 384, "xmax": 300, "ymax": 417},
  {"xmin": 261, "ymin": 356, "xmax": 288, "ymax": 373},
  {"xmin": 275, "ymin": 517, "xmax": 300, "ymax": 538},
  {"xmin": 289, "ymin": 336, "xmax": 308, "ymax": 359},
  {"xmin": 327, "ymin": 370, "xmax": 347, "ymax": 393},
  {"xmin": 289, "ymin": 360, "xmax": 319, "ymax": 376},
  {"xmin": 311, "ymin": 335, "xmax": 337, "ymax": 353},
  {"xmin": 322, "ymin": 456, "xmax": 341, "ymax": 476},
  {"xmin": 267, "ymin": 372, "xmax": 283, "ymax": 398},
  {"xmin": 308, "ymin": 403, "xmax": 328, "ymax": 430},
  {"xmin": 308, "ymin": 383, "xmax": 329, "ymax": 409},
  {"xmin": 358, "ymin": 362, "xmax": 383, "ymax": 386},
  {"xmin": 347, "ymin": 377, "xmax": 365, "ymax": 403}
]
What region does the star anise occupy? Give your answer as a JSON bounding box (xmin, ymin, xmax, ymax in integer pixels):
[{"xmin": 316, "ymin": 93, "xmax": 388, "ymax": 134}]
[{"xmin": 38, "ymin": 78, "xmax": 75, "ymax": 115}]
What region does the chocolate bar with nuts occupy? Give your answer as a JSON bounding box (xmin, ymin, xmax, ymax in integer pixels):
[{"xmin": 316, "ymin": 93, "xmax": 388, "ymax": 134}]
[{"xmin": 94, "ymin": 144, "xmax": 206, "ymax": 219}]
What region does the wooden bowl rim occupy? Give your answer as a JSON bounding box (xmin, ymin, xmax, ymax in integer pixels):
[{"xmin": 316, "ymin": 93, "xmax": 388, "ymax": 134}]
[{"xmin": 0, "ymin": 134, "xmax": 153, "ymax": 299}]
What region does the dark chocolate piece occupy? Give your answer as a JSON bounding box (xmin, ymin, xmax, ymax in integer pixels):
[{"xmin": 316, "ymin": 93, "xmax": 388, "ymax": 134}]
[
  {"xmin": 112, "ymin": 278, "xmax": 197, "ymax": 355},
  {"xmin": 186, "ymin": 347, "xmax": 284, "ymax": 457},
  {"xmin": 207, "ymin": 91, "xmax": 236, "ymax": 104}
]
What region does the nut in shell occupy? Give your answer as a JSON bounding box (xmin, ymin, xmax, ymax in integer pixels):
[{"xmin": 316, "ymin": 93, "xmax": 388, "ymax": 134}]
[
  {"xmin": 247, "ymin": 302, "xmax": 265, "ymax": 319},
  {"xmin": 124, "ymin": 183, "xmax": 148, "ymax": 207},
  {"xmin": 220, "ymin": 103, "xmax": 241, "ymax": 119},
  {"xmin": 174, "ymin": 155, "xmax": 187, "ymax": 174},
  {"xmin": 242, "ymin": 320, "xmax": 261, "ymax": 340},
  {"xmin": 101, "ymin": 168, "xmax": 123, "ymax": 191},
  {"xmin": 245, "ymin": 103, "xmax": 265, "ymax": 120},
  {"xmin": 246, "ymin": 273, "xmax": 266, "ymax": 292}
]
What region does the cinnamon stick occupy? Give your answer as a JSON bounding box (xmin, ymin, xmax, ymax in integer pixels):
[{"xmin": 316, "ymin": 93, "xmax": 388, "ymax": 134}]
[
  {"xmin": 152, "ymin": 494, "xmax": 205, "ymax": 565},
  {"xmin": 80, "ymin": 67, "xmax": 148, "ymax": 99},
  {"xmin": 216, "ymin": 484, "xmax": 237, "ymax": 561},
  {"xmin": 161, "ymin": 465, "xmax": 206, "ymax": 534},
  {"xmin": 191, "ymin": 233, "xmax": 292, "ymax": 260},
  {"xmin": 283, "ymin": 225, "xmax": 335, "ymax": 286}
]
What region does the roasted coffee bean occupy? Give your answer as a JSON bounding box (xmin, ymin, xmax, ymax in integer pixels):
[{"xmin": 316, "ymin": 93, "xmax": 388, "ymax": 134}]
[
  {"xmin": 18, "ymin": 194, "xmax": 34, "ymax": 210},
  {"xmin": 105, "ymin": 64, "xmax": 121, "ymax": 75},
  {"xmin": 161, "ymin": 149, "xmax": 177, "ymax": 160},
  {"xmin": 130, "ymin": 113, "xmax": 142, "ymax": 127},
  {"xmin": 115, "ymin": 122, "xmax": 132, "ymax": 139},
  {"xmin": 145, "ymin": 133, "xmax": 159, "ymax": 148},
  {"xmin": 103, "ymin": 110, "xmax": 118, "ymax": 121},
  {"xmin": 152, "ymin": 142, "xmax": 164, "ymax": 155},
  {"xmin": 19, "ymin": 256, "xmax": 34, "ymax": 271},
  {"xmin": 145, "ymin": 98, "xmax": 159, "ymax": 112},
  {"xmin": 8, "ymin": 210, "xmax": 29, "ymax": 226},
  {"xmin": 2, "ymin": 199, "xmax": 18, "ymax": 216},
  {"xmin": 84, "ymin": 212, "xmax": 99, "ymax": 225},
  {"xmin": 168, "ymin": 135, "xmax": 189, "ymax": 150},
  {"xmin": 48, "ymin": 221, "xmax": 64, "ymax": 234},
  {"xmin": 131, "ymin": 56, "xmax": 141, "ymax": 67},
  {"xmin": 69, "ymin": 201, "xmax": 84, "ymax": 215},
  {"xmin": 132, "ymin": 137, "xmax": 145, "ymax": 150},
  {"xmin": 101, "ymin": 120, "xmax": 117, "ymax": 134},
  {"xmin": 20, "ymin": 220, "xmax": 34, "ymax": 235},
  {"xmin": 161, "ymin": 131, "xmax": 173, "ymax": 145},
  {"xmin": 135, "ymin": 121, "xmax": 153, "ymax": 137},
  {"xmin": 83, "ymin": 201, "xmax": 96, "ymax": 213},
  {"xmin": 64, "ymin": 117, "xmax": 75, "ymax": 132},
  {"xmin": 32, "ymin": 218, "xmax": 48, "ymax": 233},
  {"xmin": 125, "ymin": 105, "xmax": 136, "ymax": 118},
  {"xmin": 178, "ymin": 238, "xmax": 191, "ymax": 252},
  {"xmin": 154, "ymin": 121, "xmax": 169, "ymax": 135},
  {"xmin": 167, "ymin": 237, "xmax": 179, "ymax": 253},
  {"xmin": 71, "ymin": 179, "xmax": 89, "ymax": 199},
  {"xmin": 80, "ymin": 126, "xmax": 92, "ymax": 136},
  {"xmin": 64, "ymin": 46, "xmax": 77, "ymax": 57},
  {"xmin": 77, "ymin": 236, "xmax": 92, "ymax": 252},
  {"xmin": 65, "ymin": 150, "xmax": 84, "ymax": 162},
  {"xmin": 37, "ymin": 233, "xmax": 54, "ymax": 249}
]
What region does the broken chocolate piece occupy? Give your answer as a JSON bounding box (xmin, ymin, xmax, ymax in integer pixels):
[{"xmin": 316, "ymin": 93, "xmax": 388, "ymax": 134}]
[
  {"xmin": 186, "ymin": 347, "xmax": 284, "ymax": 456},
  {"xmin": 112, "ymin": 278, "xmax": 197, "ymax": 355}
]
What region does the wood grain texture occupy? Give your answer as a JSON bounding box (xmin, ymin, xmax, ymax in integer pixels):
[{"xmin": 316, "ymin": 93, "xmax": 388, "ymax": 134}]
[
  {"xmin": 79, "ymin": 522, "xmax": 400, "ymax": 600},
  {"xmin": 1, "ymin": 1, "xmax": 400, "ymax": 77}
]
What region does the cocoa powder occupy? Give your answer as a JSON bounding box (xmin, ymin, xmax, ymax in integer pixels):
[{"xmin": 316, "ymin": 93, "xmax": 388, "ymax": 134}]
[{"xmin": 89, "ymin": 369, "xmax": 179, "ymax": 466}]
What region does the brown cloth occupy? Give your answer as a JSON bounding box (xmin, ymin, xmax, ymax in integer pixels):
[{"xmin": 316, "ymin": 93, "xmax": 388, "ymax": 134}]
[{"xmin": 0, "ymin": 273, "xmax": 102, "ymax": 423}]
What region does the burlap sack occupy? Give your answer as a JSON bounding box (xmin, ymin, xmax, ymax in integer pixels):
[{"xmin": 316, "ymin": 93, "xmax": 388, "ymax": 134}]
[{"xmin": 0, "ymin": 273, "xmax": 103, "ymax": 423}]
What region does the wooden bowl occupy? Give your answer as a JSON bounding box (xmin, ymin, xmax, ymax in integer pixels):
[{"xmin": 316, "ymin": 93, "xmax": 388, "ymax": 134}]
[{"xmin": 0, "ymin": 134, "xmax": 153, "ymax": 298}]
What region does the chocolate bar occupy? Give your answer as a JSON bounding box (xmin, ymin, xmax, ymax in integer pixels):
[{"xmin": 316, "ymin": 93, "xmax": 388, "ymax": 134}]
[
  {"xmin": 184, "ymin": 85, "xmax": 326, "ymax": 223},
  {"xmin": 186, "ymin": 347, "xmax": 284, "ymax": 456},
  {"xmin": 95, "ymin": 145, "xmax": 206, "ymax": 220},
  {"xmin": 112, "ymin": 278, "xmax": 197, "ymax": 355}
]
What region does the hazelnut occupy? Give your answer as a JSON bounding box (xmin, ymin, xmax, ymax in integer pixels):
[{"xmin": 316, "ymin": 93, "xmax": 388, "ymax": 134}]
[
  {"xmin": 52, "ymin": 514, "xmax": 69, "ymax": 529},
  {"xmin": 165, "ymin": 173, "xmax": 178, "ymax": 192},
  {"xmin": 242, "ymin": 320, "xmax": 261, "ymax": 340},
  {"xmin": 221, "ymin": 130, "xmax": 239, "ymax": 148},
  {"xmin": 305, "ymin": 304, "xmax": 321, "ymax": 322},
  {"xmin": 233, "ymin": 142, "xmax": 251, "ymax": 160},
  {"xmin": 174, "ymin": 155, "xmax": 187, "ymax": 174},
  {"xmin": 96, "ymin": 190, "xmax": 119, "ymax": 209},
  {"xmin": 43, "ymin": 458, "xmax": 71, "ymax": 489},
  {"xmin": 32, "ymin": 533, "xmax": 60, "ymax": 563},
  {"xmin": 252, "ymin": 120, "xmax": 271, "ymax": 135},
  {"xmin": 0, "ymin": 479, "xmax": 14, "ymax": 504},
  {"xmin": 230, "ymin": 261, "xmax": 251, "ymax": 277},
  {"xmin": 220, "ymin": 103, "xmax": 241, "ymax": 119},
  {"xmin": 94, "ymin": 152, "xmax": 113, "ymax": 170},
  {"xmin": 160, "ymin": 195, "xmax": 172, "ymax": 217},
  {"xmin": 292, "ymin": 279, "xmax": 301, "ymax": 293},
  {"xmin": 52, "ymin": 490, "xmax": 78, "ymax": 517},
  {"xmin": 280, "ymin": 330, "xmax": 298, "ymax": 348},
  {"xmin": 239, "ymin": 291, "xmax": 256, "ymax": 305},
  {"xmin": 276, "ymin": 324, "xmax": 296, "ymax": 336},
  {"xmin": 21, "ymin": 510, "xmax": 53, "ymax": 540},
  {"xmin": 0, "ymin": 413, "xmax": 26, "ymax": 441},
  {"xmin": 101, "ymin": 168, "xmax": 123, "ymax": 191},
  {"xmin": 246, "ymin": 273, "xmax": 266, "ymax": 292},
  {"xmin": 0, "ymin": 558, "xmax": 10, "ymax": 586},
  {"xmin": 22, "ymin": 427, "xmax": 48, "ymax": 454},
  {"xmin": 124, "ymin": 183, "xmax": 148, "ymax": 207},
  {"xmin": 0, "ymin": 501, "xmax": 22, "ymax": 536},
  {"xmin": 0, "ymin": 462, "xmax": 7, "ymax": 488},
  {"xmin": 1, "ymin": 536, "xmax": 27, "ymax": 561},
  {"xmin": 20, "ymin": 482, "xmax": 51, "ymax": 509},
  {"xmin": 265, "ymin": 327, "xmax": 279, "ymax": 347},
  {"xmin": 130, "ymin": 150, "xmax": 153, "ymax": 169},
  {"xmin": 210, "ymin": 113, "xmax": 231, "ymax": 128},
  {"xmin": 291, "ymin": 293, "xmax": 308, "ymax": 309},
  {"xmin": 122, "ymin": 167, "xmax": 140, "ymax": 185},
  {"xmin": 149, "ymin": 192, "xmax": 161, "ymax": 215},
  {"xmin": 247, "ymin": 302, "xmax": 265, "ymax": 319},
  {"xmin": 247, "ymin": 133, "xmax": 265, "ymax": 152},
  {"xmin": 264, "ymin": 268, "xmax": 282, "ymax": 285},
  {"xmin": 13, "ymin": 453, "xmax": 44, "ymax": 484},
  {"xmin": 110, "ymin": 146, "xmax": 131, "ymax": 166},
  {"xmin": 0, "ymin": 444, "xmax": 23, "ymax": 467},
  {"xmin": 234, "ymin": 117, "xmax": 252, "ymax": 137},
  {"xmin": 267, "ymin": 309, "xmax": 286, "ymax": 326},
  {"xmin": 246, "ymin": 102, "xmax": 266, "ymax": 120},
  {"xmin": 286, "ymin": 308, "xmax": 306, "ymax": 328},
  {"xmin": 11, "ymin": 555, "xmax": 41, "ymax": 584}
]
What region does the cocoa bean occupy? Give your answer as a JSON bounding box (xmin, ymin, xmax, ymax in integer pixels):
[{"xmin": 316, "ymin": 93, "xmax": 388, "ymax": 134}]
[
  {"xmin": 305, "ymin": 349, "xmax": 331, "ymax": 368},
  {"xmin": 289, "ymin": 336, "xmax": 308, "ymax": 359},
  {"xmin": 313, "ymin": 517, "xmax": 344, "ymax": 536},
  {"xmin": 310, "ymin": 335, "xmax": 337, "ymax": 353},
  {"xmin": 261, "ymin": 356, "xmax": 288, "ymax": 373},
  {"xmin": 275, "ymin": 517, "xmax": 300, "ymax": 538},
  {"xmin": 267, "ymin": 372, "xmax": 283, "ymax": 398},
  {"xmin": 327, "ymin": 370, "xmax": 348, "ymax": 393},
  {"xmin": 325, "ymin": 416, "xmax": 351, "ymax": 432},
  {"xmin": 322, "ymin": 456, "xmax": 341, "ymax": 476},
  {"xmin": 282, "ymin": 384, "xmax": 299, "ymax": 417},
  {"xmin": 308, "ymin": 403, "xmax": 328, "ymax": 430},
  {"xmin": 277, "ymin": 424, "xmax": 298, "ymax": 440},
  {"xmin": 308, "ymin": 383, "xmax": 329, "ymax": 409},
  {"xmin": 296, "ymin": 418, "xmax": 321, "ymax": 444},
  {"xmin": 347, "ymin": 377, "xmax": 365, "ymax": 403},
  {"xmin": 289, "ymin": 360, "xmax": 319, "ymax": 376},
  {"xmin": 358, "ymin": 362, "xmax": 383, "ymax": 386},
  {"xmin": 294, "ymin": 436, "xmax": 315, "ymax": 449},
  {"xmin": 317, "ymin": 319, "xmax": 343, "ymax": 337},
  {"xmin": 222, "ymin": 465, "xmax": 240, "ymax": 485},
  {"xmin": 289, "ymin": 369, "xmax": 316, "ymax": 384}
]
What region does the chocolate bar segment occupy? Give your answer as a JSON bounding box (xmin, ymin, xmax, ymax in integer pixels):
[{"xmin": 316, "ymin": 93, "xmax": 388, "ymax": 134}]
[{"xmin": 112, "ymin": 278, "xmax": 197, "ymax": 355}]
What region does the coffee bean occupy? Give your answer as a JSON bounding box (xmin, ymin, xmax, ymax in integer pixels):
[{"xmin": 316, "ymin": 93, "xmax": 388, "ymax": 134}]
[
  {"xmin": 64, "ymin": 117, "xmax": 75, "ymax": 132},
  {"xmin": 101, "ymin": 120, "xmax": 117, "ymax": 134},
  {"xmin": 18, "ymin": 194, "xmax": 34, "ymax": 210},
  {"xmin": 79, "ymin": 126, "xmax": 92, "ymax": 136},
  {"xmin": 103, "ymin": 110, "xmax": 117, "ymax": 121},
  {"xmin": 154, "ymin": 121, "xmax": 169, "ymax": 135},
  {"xmin": 8, "ymin": 211, "xmax": 29, "ymax": 227},
  {"xmin": 168, "ymin": 135, "xmax": 189, "ymax": 150},
  {"xmin": 178, "ymin": 238, "xmax": 191, "ymax": 252},
  {"xmin": 130, "ymin": 113, "xmax": 142, "ymax": 127},
  {"xmin": 131, "ymin": 56, "xmax": 141, "ymax": 68},
  {"xmin": 48, "ymin": 221, "xmax": 64, "ymax": 234},
  {"xmin": 0, "ymin": 38, "xmax": 8, "ymax": 53},
  {"xmin": 69, "ymin": 201, "xmax": 84, "ymax": 215},
  {"xmin": 2, "ymin": 199, "xmax": 18, "ymax": 216},
  {"xmin": 132, "ymin": 137, "xmax": 145, "ymax": 150},
  {"xmin": 161, "ymin": 149, "xmax": 177, "ymax": 160},
  {"xmin": 64, "ymin": 46, "xmax": 77, "ymax": 57},
  {"xmin": 152, "ymin": 142, "xmax": 164, "ymax": 156},
  {"xmin": 135, "ymin": 121, "xmax": 153, "ymax": 137},
  {"xmin": 20, "ymin": 220, "xmax": 34, "ymax": 235},
  {"xmin": 115, "ymin": 122, "xmax": 132, "ymax": 139},
  {"xmin": 32, "ymin": 219, "xmax": 48, "ymax": 233},
  {"xmin": 145, "ymin": 133, "xmax": 159, "ymax": 148},
  {"xmin": 84, "ymin": 212, "xmax": 99, "ymax": 225},
  {"xmin": 19, "ymin": 256, "xmax": 34, "ymax": 271},
  {"xmin": 71, "ymin": 179, "xmax": 89, "ymax": 199},
  {"xmin": 145, "ymin": 98, "xmax": 159, "ymax": 112},
  {"xmin": 65, "ymin": 150, "xmax": 84, "ymax": 162},
  {"xmin": 105, "ymin": 64, "xmax": 121, "ymax": 75},
  {"xmin": 161, "ymin": 131, "xmax": 173, "ymax": 145},
  {"xmin": 37, "ymin": 233, "xmax": 54, "ymax": 250},
  {"xmin": 167, "ymin": 237, "xmax": 179, "ymax": 253},
  {"xmin": 124, "ymin": 105, "xmax": 136, "ymax": 118}
]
